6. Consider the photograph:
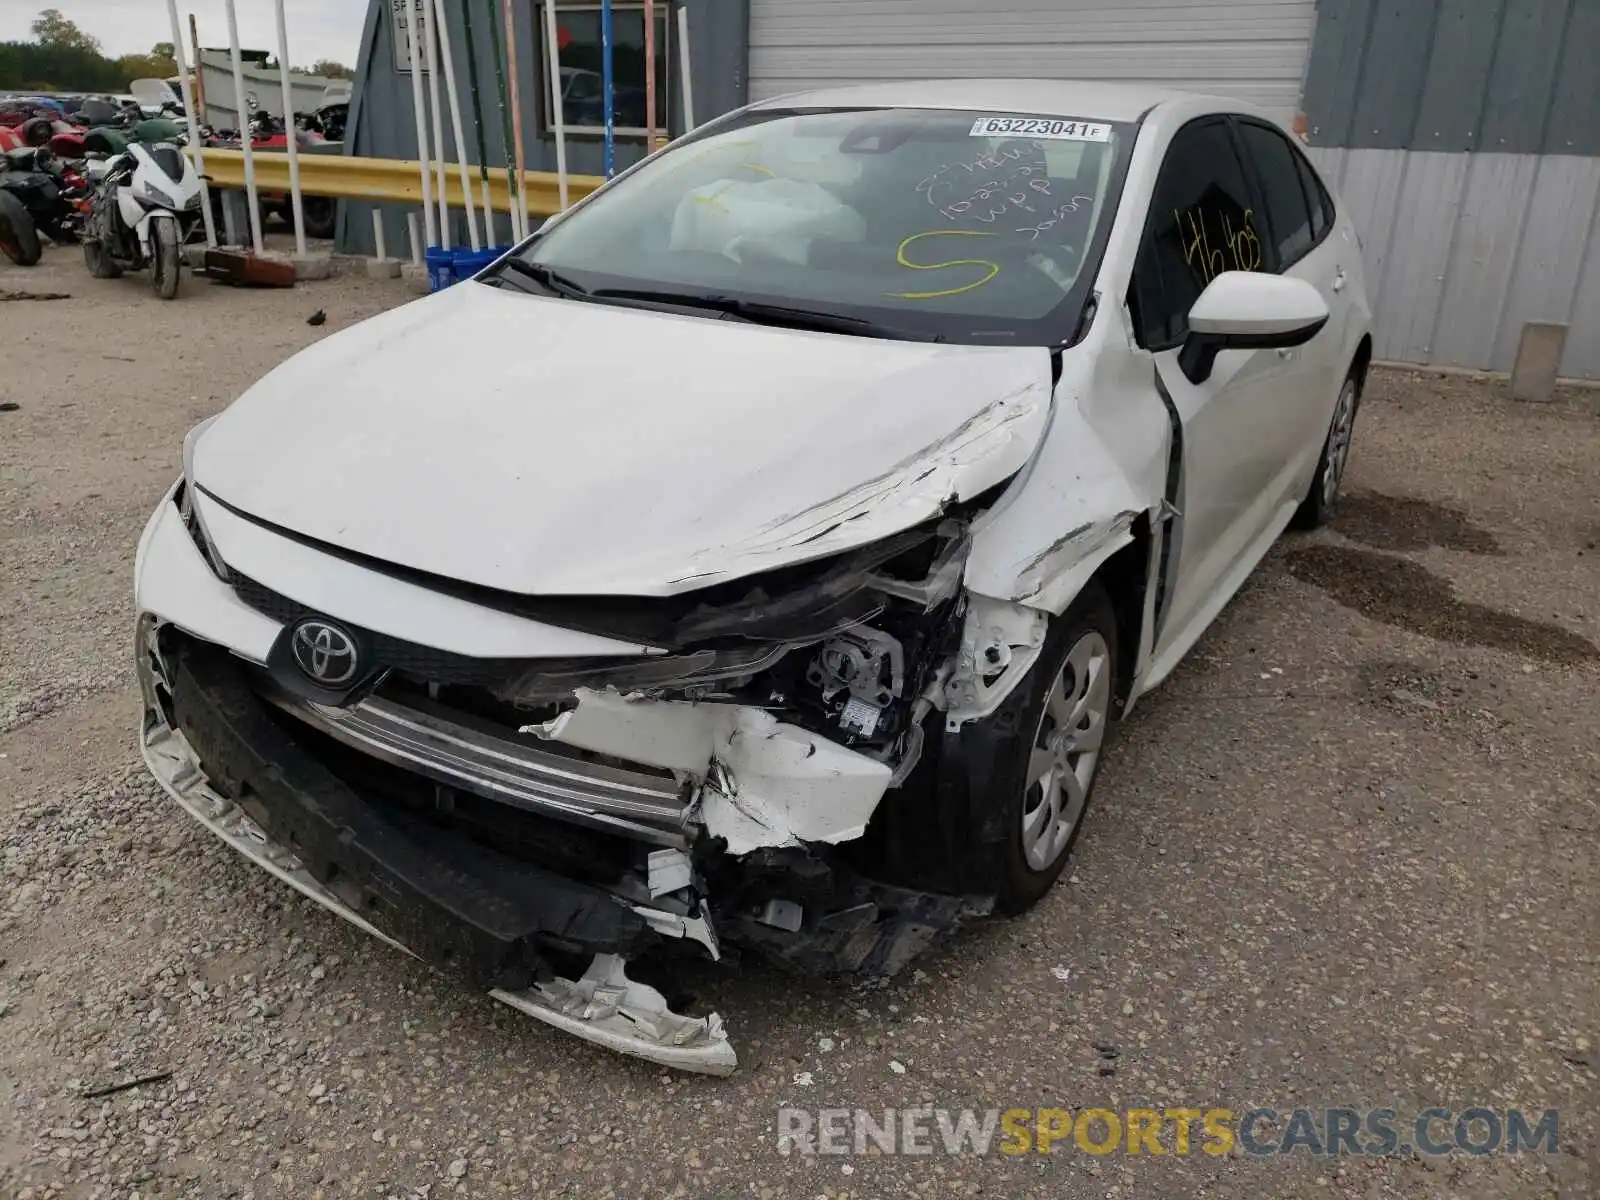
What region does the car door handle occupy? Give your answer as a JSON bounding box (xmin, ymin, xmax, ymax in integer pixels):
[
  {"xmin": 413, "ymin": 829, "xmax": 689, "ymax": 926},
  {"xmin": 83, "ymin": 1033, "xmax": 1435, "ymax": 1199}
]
[{"xmin": 1332, "ymin": 268, "xmax": 1347, "ymax": 293}]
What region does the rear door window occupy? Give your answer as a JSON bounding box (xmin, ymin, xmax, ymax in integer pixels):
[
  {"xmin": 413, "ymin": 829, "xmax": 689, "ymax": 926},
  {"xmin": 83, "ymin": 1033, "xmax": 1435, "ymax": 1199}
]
[
  {"xmin": 1293, "ymin": 150, "xmax": 1335, "ymax": 241},
  {"xmin": 1235, "ymin": 120, "xmax": 1315, "ymax": 270}
]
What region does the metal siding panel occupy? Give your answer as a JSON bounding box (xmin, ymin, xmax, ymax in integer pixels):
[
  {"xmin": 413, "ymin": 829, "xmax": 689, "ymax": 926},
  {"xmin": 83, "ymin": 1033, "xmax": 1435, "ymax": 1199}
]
[
  {"xmin": 1377, "ymin": 152, "xmax": 1469, "ymax": 363},
  {"xmin": 1545, "ymin": 0, "xmax": 1600, "ymax": 156},
  {"xmin": 1304, "ymin": 145, "xmax": 1347, "ymax": 190},
  {"xmin": 1411, "ymin": 0, "xmax": 1503, "ymax": 153},
  {"xmin": 748, "ymin": 0, "xmax": 1317, "ymax": 114},
  {"xmin": 1431, "ymin": 154, "xmax": 1541, "ymax": 368},
  {"xmin": 1325, "ymin": 149, "xmax": 1410, "ymax": 317},
  {"xmin": 1492, "ymin": 157, "xmax": 1600, "ymax": 369},
  {"xmin": 1480, "ymin": 0, "xmax": 1570, "ymax": 154},
  {"xmin": 1348, "ymin": 0, "xmax": 1439, "ymax": 150},
  {"xmin": 1565, "ymin": 196, "xmax": 1600, "ymax": 379},
  {"xmin": 1300, "ymin": 0, "xmax": 1376, "ymax": 147}
]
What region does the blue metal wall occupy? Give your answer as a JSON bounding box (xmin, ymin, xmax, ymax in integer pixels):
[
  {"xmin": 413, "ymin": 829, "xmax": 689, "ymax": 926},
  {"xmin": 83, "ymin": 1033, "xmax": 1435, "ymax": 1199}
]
[
  {"xmin": 1303, "ymin": 0, "xmax": 1600, "ymax": 378},
  {"xmin": 1303, "ymin": 0, "xmax": 1599, "ymax": 155},
  {"xmin": 337, "ymin": 0, "xmax": 749, "ymax": 256}
]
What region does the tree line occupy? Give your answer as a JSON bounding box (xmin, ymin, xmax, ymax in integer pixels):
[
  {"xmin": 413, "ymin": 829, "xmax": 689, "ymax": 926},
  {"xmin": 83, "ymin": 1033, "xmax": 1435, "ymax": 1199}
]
[{"xmin": 0, "ymin": 8, "xmax": 351, "ymax": 94}]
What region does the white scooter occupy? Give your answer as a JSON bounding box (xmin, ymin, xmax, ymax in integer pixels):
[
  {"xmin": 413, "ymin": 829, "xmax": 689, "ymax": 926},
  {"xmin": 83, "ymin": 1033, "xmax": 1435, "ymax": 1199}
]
[{"xmin": 82, "ymin": 141, "xmax": 203, "ymax": 299}]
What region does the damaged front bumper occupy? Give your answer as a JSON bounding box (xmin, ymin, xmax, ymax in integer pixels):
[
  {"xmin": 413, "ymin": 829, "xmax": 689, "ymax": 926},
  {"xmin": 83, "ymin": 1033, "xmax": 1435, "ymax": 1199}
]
[
  {"xmin": 133, "ymin": 484, "xmax": 999, "ymax": 1072},
  {"xmin": 140, "ymin": 633, "xmax": 739, "ymax": 1073}
]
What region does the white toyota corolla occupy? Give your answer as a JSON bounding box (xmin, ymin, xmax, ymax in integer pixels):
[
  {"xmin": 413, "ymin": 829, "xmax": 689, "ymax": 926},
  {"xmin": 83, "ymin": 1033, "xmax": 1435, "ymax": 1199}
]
[{"xmin": 135, "ymin": 80, "xmax": 1371, "ymax": 1073}]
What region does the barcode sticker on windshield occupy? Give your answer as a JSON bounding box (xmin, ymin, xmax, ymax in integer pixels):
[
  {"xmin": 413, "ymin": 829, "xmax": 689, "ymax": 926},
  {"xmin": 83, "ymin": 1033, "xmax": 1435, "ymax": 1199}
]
[{"xmin": 969, "ymin": 116, "xmax": 1112, "ymax": 142}]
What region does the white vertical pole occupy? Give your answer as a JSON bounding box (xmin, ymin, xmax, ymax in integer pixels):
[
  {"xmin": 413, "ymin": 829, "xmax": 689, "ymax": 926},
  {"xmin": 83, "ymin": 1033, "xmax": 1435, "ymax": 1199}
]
[
  {"xmin": 676, "ymin": 4, "xmax": 695, "ymax": 132},
  {"xmin": 371, "ymin": 209, "xmax": 388, "ymax": 260},
  {"xmin": 481, "ymin": 177, "xmax": 496, "ymax": 244},
  {"xmin": 502, "ymin": 0, "xmax": 529, "ymax": 241},
  {"xmin": 435, "ymin": 0, "xmax": 481, "ymax": 250},
  {"xmin": 224, "ymin": 0, "xmax": 263, "ymax": 252},
  {"xmin": 166, "ymin": 0, "xmax": 215, "ymax": 247},
  {"xmin": 407, "ymin": 211, "xmax": 422, "ymax": 264},
  {"xmin": 273, "ymin": 0, "xmax": 306, "ymax": 256},
  {"xmin": 424, "ymin": 0, "xmax": 450, "ymax": 250},
  {"xmin": 643, "ymin": 0, "xmax": 656, "ymax": 150},
  {"xmin": 542, "ymin": 0, "xmax": 569, "ymax": 211},
  {"xmin": 405, "ymin": 0, "xmax": 437, "ymax": 247}
]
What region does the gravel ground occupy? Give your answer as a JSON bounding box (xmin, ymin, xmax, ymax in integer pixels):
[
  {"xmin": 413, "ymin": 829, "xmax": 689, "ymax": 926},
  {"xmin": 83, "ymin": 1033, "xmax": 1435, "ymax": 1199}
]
[{"xmin": 1, "ymin": 244, "xmax": 1596, "ymax": 1199}]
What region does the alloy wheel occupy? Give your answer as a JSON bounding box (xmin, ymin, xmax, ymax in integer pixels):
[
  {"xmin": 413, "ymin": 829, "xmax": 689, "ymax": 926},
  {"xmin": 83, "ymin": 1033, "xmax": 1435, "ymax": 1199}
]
[
  {"xmin": 1020, "ymin": 631, "xmax": 1111, "ymax": 871},
  {"xmin": 1322, "ymin": 379, "xmax": 1358, "ymax": 507}
]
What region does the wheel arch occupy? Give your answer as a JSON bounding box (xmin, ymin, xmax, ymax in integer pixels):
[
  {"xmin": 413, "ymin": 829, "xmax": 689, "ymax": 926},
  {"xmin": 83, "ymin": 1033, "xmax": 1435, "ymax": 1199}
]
[
  {"xmin": 1351, "ymin": 333, "xmax": 1373, "ymax": 386},
  {"xmin": 1084, "ymin": 513, "xmax": 1155, "ymax": 719}
]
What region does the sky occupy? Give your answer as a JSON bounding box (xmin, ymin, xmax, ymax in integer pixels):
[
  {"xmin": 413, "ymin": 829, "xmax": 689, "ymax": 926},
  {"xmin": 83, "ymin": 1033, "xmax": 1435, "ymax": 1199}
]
[{"xmin": 0, "ymin": 0, "xmax": 369, "ymax": 69}]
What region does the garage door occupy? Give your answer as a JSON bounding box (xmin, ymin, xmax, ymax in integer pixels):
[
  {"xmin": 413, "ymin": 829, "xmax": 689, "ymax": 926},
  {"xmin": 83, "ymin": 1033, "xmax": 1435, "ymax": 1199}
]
[{"xmin": 748, "ymin": 0, "xmax": 1318, "ymax": 119}]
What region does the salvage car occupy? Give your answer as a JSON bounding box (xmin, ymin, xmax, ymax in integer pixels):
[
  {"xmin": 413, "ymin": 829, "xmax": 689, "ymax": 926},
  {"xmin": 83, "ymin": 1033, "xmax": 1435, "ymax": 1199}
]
[{"xmin": 135, "ymin": 80, "xmax": 1371, "ymax": 1074}]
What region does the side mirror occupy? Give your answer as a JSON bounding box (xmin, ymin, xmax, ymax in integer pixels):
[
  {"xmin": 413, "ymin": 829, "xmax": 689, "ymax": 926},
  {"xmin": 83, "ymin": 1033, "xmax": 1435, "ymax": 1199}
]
[{"xmin": 1178, "ymin": 271, "xmax": 1329, "ymax": 384}]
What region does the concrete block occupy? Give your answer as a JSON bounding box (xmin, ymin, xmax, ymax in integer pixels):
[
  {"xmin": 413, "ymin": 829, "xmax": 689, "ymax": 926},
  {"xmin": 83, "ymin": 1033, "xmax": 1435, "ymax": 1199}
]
[
  {"xmin": 291, "ymin": 253, "xmax": 333, "ymax": 282},
  {"xmin": 182, "ymin": 244, "xmax": 208, "ymax": 268},
  {"xmin": 365, "ymin": 257, "xmax": 403, "ymax": 279},
  {"xmin": 1510, "ymin": 322, "xmax": 1566, "ymax": 402}
]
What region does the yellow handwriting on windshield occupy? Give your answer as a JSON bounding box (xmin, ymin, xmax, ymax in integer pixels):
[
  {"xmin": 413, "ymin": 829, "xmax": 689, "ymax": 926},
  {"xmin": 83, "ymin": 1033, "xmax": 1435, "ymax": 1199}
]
[{"xmin": 889, "ymin": 230, "xmax": 1001, "ymax": 300}]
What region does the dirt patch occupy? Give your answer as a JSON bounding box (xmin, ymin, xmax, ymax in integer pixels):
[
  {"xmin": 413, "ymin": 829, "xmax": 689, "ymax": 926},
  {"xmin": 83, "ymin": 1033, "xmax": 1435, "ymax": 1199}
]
[
  {"xmin": 1283, "ymin": 544, "xmax": 1599, "ymax": 664},
  {"xmin": 1332, "ymin": 490, "xmax": 1502, "ymax": 555}
]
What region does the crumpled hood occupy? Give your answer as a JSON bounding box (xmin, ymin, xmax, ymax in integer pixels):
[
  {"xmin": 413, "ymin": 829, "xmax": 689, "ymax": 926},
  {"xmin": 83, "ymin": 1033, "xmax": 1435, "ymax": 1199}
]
[{"xmin": 193, "ymin": 281, "xmax": 1053, "ymax": 596}]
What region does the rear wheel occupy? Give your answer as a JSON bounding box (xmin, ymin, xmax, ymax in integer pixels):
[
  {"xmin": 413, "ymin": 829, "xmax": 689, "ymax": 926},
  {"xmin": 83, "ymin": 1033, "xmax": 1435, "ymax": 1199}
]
[
  {"xmin": 0, "ymin": 191, "xmax": 42, "ymax": 266},
  {"xmin": 300, "ymin": 196, "xmax": 336, "ymax": 240},
  {"xmin": 83, "ymin": 235, "xmax": 122, "ymax": 278},
  {"xmin": 149, "ymin": 217, "xmax": 181, "ymax": 299},
  {"xmin": 1292, "ymin": 370, "xmax": 1362, "ymax": 529}
]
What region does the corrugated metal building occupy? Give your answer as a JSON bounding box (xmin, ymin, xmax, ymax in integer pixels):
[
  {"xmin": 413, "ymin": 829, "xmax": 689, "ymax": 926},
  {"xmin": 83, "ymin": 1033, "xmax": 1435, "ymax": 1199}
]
[
  {"xmin": 345, "ymin": 0, "xmax": 1598, "ymax": 378},
  {"xmin": 1301, "ymin": 0, "xmax": 1599, "ymax": 379},
  {"xmin": 748, "ymin": 0, "xmax": 1318, "ymax": 117}
]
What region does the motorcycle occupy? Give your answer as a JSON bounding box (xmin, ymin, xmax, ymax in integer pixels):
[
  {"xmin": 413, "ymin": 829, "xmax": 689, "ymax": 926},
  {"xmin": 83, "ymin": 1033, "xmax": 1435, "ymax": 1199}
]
[
  {"xmin": 0, "ymin": 144, "xmax": 85, "ymax": 264},
  {"xmin": 206, "ymin": 113, "xmax": 336, "ymax": 239},
  {"xmin": 82, "ymin": 140, "xmax": 203, "ymax": 299}
]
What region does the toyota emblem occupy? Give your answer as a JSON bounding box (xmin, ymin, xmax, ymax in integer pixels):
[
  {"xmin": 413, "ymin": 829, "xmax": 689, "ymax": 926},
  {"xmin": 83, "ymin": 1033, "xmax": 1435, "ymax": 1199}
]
[{"xmin": 290, "ymin": 619, "xmax": 361, "ymax": 686}]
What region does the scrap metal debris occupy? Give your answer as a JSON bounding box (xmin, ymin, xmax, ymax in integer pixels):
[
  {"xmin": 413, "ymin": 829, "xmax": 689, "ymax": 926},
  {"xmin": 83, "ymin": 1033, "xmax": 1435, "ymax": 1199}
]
[
  {"xmin": 199, "ymin": 249, "xmax": 295, "ymax": 288},
  {"xmin": 0, "ymin": 402, "xmax": 18, "ymax": 412},
  {"xmin": 0, "ymin": 290, "xmax": 70, "ymax": 301},
  {"xmin": 306, "ymin": 309, "xmax": 326, "ymax": 326},
  {"xmin": 81, "ymin": 1069, "xmax": 173, "ymax": 1099}
]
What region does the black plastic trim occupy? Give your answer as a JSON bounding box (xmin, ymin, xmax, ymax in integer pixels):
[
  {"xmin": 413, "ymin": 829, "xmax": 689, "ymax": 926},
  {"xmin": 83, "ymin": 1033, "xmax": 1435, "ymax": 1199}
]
[{"xmin": 168, "ymin": 638, "xmax": 654, "ymax": 991}]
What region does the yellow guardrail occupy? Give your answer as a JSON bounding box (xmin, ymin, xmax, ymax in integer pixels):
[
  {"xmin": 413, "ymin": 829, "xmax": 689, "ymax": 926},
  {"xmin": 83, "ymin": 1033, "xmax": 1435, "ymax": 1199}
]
[{"xmin": 200, "ymin": 148, "xmax": 604, "ymax": 215}]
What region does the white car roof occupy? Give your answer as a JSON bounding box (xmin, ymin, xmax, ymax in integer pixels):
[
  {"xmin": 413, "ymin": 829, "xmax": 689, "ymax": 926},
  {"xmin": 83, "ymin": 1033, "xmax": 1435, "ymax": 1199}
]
[{"xmin": 748, "ymin": 79, "xmax": 1225, "ymax": 124}]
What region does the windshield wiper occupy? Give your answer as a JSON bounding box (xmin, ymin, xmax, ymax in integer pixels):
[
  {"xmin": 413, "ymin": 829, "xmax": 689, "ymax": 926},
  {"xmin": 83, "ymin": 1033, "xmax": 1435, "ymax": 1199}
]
[
  {"xmin": 489, "ymin": 258, "xmax": 591, "ymax": 298},
  {"xmin": 586, "ymin": 287, "xmax": 946, "ymax": 342}
]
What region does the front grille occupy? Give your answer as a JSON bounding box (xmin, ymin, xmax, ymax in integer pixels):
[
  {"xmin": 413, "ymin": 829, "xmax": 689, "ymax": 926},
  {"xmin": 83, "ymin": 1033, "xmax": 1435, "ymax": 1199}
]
[
  {"xmin": 260, "ymin": 684, "xmax": 692, "ymax": 846},
  {"xmin": 233, "ymin": 574, "xmax": 528, "ymax": 687}
]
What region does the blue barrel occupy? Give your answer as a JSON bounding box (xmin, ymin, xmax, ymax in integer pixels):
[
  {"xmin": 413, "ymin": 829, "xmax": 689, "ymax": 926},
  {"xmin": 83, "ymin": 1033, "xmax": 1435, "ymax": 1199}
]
[
  {"xmin": 424, "ymin": 246, "xmax": 455, "ymax": 292},
  {"xmin": 451, "ymin": 245, "xmax": 513, "ymax": 280}
]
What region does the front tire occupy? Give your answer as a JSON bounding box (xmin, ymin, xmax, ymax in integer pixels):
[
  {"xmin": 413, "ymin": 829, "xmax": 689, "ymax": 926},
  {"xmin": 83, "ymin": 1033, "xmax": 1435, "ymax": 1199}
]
[
  {"xmin": 149, "ymin": 217, "xmax": 180, "ymax": 299},
  {"xmin": 1293, "ymin": 370, "xmax": 1362, "ymax": 529},
  {"xmin": 994, "ymin": 585, "xmax": 1118, "ymax": 913},
  {"xmin": 0, "ymin": 191, "xmax": 42, "ymax": 266}
]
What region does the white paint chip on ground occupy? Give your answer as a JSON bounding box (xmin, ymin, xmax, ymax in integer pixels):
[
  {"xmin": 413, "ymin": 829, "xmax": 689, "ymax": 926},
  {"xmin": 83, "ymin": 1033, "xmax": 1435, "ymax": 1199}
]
[
  {"xmin": 888, "ymin": 1060, "xmax": 906, "ymax": 1075},
  {"xmin": 1050, "ymin": 965, "xmax": 1072, "ymax": 983}
]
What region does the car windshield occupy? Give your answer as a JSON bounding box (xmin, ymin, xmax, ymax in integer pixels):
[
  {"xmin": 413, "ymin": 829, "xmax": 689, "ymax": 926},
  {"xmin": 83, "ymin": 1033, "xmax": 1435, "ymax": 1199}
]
[{"xmin": 499, "ymin": 106, "xmax": 1134, "ymax": 344}]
